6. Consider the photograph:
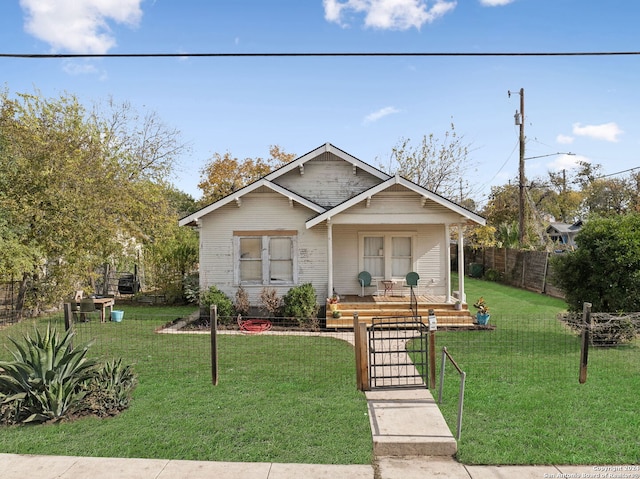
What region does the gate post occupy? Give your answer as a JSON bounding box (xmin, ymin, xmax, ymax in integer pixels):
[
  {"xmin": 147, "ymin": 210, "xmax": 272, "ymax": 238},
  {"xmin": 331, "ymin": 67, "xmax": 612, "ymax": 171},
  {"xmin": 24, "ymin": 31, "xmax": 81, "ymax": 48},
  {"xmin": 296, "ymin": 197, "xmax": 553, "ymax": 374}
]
[{"xmin": 353, "ymin": 312, "xmax": 369, "ymax": 391}]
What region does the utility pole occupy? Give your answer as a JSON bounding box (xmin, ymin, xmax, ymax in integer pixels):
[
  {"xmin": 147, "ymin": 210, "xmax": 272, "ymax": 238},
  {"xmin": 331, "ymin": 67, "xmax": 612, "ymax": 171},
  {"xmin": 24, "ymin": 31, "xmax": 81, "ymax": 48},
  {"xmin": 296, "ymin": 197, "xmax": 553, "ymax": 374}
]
[{"xmin": 509, "ymin": 88, "xmax": 526, "ymax": 246}]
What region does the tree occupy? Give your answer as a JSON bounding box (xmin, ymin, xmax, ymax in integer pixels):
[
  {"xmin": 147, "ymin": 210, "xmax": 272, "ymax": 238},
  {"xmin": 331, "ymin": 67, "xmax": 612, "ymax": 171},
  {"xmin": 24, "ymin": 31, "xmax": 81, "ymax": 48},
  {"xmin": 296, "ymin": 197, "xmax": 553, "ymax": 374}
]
[
  {"xmin": 381, "ymin": 123, "xmax": 474, "ymax": 201},
  {"xmin": 551, "ymin": 213, "xmax": 640, "ymax": 312},
  {"xmin": 197, "ymin": 145, "xmax": 295, "ymax": 204},
  {"xmin": 0, "ymin": 89, "xmax": 187, "ymax": 313}
]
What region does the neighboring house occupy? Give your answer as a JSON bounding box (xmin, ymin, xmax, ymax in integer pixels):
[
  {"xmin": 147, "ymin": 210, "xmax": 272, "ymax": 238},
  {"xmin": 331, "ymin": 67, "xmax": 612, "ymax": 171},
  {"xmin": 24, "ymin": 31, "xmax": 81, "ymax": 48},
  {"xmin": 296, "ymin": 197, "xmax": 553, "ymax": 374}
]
[
  {"xmin": 179, "ymin": 143, "xmax": 485, "ymax": 311},
  {"xmin": 546, "ymin": 221, "xmax": 583, "ymax": 250}
]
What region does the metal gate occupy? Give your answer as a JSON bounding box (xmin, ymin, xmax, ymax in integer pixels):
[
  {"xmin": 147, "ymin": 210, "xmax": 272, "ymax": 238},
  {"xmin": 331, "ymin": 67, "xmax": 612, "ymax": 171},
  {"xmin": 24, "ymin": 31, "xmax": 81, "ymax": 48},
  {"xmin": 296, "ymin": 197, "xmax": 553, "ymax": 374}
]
[{"xmin": 368, "ymin": 316, "xmax": 429, "ymax": 389}]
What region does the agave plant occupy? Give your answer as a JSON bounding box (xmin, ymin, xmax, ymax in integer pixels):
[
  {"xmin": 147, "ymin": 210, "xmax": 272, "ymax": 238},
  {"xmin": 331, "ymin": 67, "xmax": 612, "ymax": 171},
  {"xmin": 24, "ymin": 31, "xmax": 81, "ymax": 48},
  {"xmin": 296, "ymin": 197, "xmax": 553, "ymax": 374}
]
[
  {"xmin": 81, "ymin": 358, "xmax": 137, "ymax": 416},
  {"xmin": 0, "ymin": 324, "xmax": 97, "ymax": 424}
]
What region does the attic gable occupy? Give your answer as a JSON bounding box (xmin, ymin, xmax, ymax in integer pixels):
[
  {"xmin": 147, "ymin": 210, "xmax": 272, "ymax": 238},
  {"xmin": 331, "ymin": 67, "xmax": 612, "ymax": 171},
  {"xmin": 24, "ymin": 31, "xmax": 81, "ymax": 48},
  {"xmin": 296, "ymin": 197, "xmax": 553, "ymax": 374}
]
[{"xmin": 267, "ymin": 143, "xmax": 390, "ymax": 208}]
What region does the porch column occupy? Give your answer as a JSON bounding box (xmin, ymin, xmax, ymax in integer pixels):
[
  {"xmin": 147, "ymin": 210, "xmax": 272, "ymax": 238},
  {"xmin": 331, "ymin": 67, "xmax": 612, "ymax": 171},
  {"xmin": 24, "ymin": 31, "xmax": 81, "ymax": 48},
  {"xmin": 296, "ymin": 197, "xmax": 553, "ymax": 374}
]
[
  {"xmin": 327, "ymin": 219, "xmax": 333, "ymax": 299},
  {"xmin": 457, "ymin": 222, "xmax": 466, "ymax": 303},
  {"xmin": 445, "ymin": 223, "xmax": 452, "ymax": 302}
]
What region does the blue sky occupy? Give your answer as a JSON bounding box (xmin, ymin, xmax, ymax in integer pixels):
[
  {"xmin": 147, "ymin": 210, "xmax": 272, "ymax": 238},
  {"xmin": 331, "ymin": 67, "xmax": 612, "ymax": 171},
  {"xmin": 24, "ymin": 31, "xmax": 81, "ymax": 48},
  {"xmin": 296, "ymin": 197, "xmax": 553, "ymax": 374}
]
[{"xmin": 1, "ymin": 0, "xmax": 639, "ymax": 206}]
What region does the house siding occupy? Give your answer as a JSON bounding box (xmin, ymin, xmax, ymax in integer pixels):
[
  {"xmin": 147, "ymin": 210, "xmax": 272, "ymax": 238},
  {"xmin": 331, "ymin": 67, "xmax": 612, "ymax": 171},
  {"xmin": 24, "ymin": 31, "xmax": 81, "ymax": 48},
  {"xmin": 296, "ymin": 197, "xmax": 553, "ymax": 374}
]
[
  {"xmin": 199, "ymin": 191, "xmax": 328, "ymax": 305},
  {"xmin": 272, "ymin": 155, "xmax": 382, "ymax": 208},
  {"xmin": 331, "ymin": 223, "xmax": 446, "ymax": 297}
]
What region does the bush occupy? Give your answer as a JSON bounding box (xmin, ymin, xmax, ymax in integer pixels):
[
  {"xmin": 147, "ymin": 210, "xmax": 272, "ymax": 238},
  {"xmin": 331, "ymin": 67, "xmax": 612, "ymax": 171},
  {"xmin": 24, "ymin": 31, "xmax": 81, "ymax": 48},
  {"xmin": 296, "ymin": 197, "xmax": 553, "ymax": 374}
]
[
  {"xmin": 484, "ymin": 268, "xmax": 501, "ymax": 282},
  {"xmin": 200, "ymin": 285, "xmax": 234, "ymax": 320},
  {"xmin": 80, "ymin": 359, "xmax": 137, "ymax": 417},
  {"xmin": 259, "ymin": 287, "xmax": 281, "ymax": 317},
  {"xmin": 0, "ymin": 324, "xmax": 136, "ymax": 425},
  {"xmin": 234, "ymin": 286, "xmax": 250, "ymax": 316},
  {"xmin": 559, "ymin": 312, "xmax": 639, "ymax": 346},
  {"xmin": 282, "ymin": 283, "xmax": 319, "ymax": 326},
  {"xmin": 552, "ymin": 214, "xmax": 640, "ymax": 312}
]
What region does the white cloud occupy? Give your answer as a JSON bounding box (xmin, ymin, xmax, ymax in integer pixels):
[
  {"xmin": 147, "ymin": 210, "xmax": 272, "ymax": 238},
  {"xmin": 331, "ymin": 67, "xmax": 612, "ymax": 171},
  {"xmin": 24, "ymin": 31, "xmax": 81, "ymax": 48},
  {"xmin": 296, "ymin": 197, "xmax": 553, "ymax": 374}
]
[
  {"xmin": 572, "ymin": 122, "xmax": 623, "ymax": 142},
  {"xmin": 323, "ymin": 0, "xmax": 457, "ymax": 30},
  {"xmin": 479, "ymin": 0, "xmax": 514, "ymax": 6},
  {"xmin": 547, "ymin": 154, "xmax": 589, "ymax": 172},
  {"xmin": 556, "ymin": 134, "xmax": 574, "ymax": 145},
  {"xmin": 364, "ymin": 106, "xmax": 400, "ymax": 124},
  {"xmin": 19, "ymin": 0, "xmax": 143, "ymax": 54}
]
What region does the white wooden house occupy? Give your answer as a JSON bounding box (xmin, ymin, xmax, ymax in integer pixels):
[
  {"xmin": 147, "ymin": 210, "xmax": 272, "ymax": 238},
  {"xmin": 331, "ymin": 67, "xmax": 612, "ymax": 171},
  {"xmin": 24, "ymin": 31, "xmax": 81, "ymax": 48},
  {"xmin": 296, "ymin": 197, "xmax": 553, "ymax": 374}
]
[{"xmin": 179, "ymin": 143, "xmax": 485, "ymax": 326}]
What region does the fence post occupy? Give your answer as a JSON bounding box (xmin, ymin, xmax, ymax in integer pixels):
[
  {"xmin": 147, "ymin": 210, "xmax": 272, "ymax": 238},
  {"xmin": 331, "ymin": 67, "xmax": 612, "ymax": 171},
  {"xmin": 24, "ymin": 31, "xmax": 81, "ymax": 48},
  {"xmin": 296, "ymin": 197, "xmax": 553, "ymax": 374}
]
[
  {"xmin": 210, "ymin": 304, "xmax": 218, "ymax": 386},
  {"xmin": 358, "ymin": 321, "xmax": 369, "ymax": 391},
  {"xmin": 353, "ymin": 312, "xmax": 364, "ymax": 390},
  {"xmin": 63, "ymin": 302, "xmax": 74, "ymax": 350},
  {"xmin": 579, "ymin": 302, "xmax": 592, "ymax": 384},
  {"xmin": 428, "ymin": 309, "xmax": 437, "ymax": 389}
]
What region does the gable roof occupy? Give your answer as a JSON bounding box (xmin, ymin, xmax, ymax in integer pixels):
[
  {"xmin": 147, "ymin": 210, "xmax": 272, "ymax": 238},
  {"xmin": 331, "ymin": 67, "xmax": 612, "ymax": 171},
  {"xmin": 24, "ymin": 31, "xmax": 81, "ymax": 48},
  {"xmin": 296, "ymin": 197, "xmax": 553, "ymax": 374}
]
[
  {"xmin": 179, "ymin": 142, "xmax": 486, "ymax": 228},
  {"xmin": 305, "ymin": 174, "xmax": 486, "ymax": 228},
  {"xmin": 546, "ymin": 220, "xmax": 583, "ymax": 234},
  {"xmin": 265, "ymin": 142, "xmax": 391, "ymax": 183},
  {"xmin": 178, "ymin": 179, "xmax": 325, "ymax": 227}
]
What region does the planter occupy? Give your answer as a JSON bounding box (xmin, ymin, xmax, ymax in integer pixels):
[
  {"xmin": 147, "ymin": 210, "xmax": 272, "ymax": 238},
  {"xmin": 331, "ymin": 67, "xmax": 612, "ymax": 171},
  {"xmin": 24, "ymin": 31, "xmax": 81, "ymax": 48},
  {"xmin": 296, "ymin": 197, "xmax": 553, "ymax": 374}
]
[
  {"xmin": 329, "ymin": 303, "xmax": 339, "ymax": 312},
  {"xmin": 476, "ymin": 313, "xmax": 490, "ymax": 325},
  {"xmin": 111, "ymin": 310, "xmax": 124, "ymax": 322},
  {"xmin": 332, "ymin": 310, "xmax": 342, "ymax": 319}
]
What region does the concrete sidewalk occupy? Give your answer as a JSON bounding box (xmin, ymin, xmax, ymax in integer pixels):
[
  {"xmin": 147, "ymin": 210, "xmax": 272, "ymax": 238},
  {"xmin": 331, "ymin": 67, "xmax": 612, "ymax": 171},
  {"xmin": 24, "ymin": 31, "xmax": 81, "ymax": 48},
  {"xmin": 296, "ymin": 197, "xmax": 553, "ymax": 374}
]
[{"xmin": 0, "ymin": 453, "xmax": 616, "ymax": 479}]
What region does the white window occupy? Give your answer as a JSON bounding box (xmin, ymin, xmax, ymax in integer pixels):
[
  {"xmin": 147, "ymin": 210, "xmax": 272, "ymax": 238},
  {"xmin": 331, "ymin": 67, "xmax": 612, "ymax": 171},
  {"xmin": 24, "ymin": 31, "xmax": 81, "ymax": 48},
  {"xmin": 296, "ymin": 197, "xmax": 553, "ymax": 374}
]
[
  {"xmin": 363, "ymin": 236, "xmax": 384, "ymax": 278},
  {"xmin": 392, "ymin": 237, "xmax": 412, "ymax": 277},
  {"xmin": 236, "ymin": 233, "xmax": 297, "ymax": 285},
  {"xmin": 360, "ymin": 233, "xmax": 414, "ymax": 280}
]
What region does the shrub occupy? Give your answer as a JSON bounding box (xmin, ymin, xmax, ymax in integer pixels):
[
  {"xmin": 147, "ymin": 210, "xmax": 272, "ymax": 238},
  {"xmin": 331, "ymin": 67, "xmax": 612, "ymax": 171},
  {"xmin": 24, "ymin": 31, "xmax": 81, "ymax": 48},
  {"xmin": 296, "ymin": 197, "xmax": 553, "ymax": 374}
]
[
  {"xmin": 552, "ymin": 214, "xmax": 640, "ymax": 312},
  {"xmin": 282, "ymin": 283, "xmax": 319, "ymax": 326},
  {"xmin": 558, "ymin": 312, "xmax": 639, "ymax": 346},
  {"xmin": 0, "ymin": 324, "xmax": 136, "ymax": 425},
  {"xmin": 234, "ymin": 286, "xmax": 250, "ymax": 316},
  {"xmin": 259, "ymin": 287, "xmax": 281, "ymax": 317},
  {"xmin": 484, "ymin": 268, "xmax": 501, "ymax": 282},
  {"xmin": 183, "ymin": 273, "xmax": 200, "ymax": 304},
  {"xmin": 200, "ymin": 285, "xmax": 234, "ymax": 320},
  {"xmin": 80, "ymin": 359, "xmax": 137, "ymax": 417},
  {"xmin": 0, "ymin": 324, "xmax": 96, "ymax": 424}
]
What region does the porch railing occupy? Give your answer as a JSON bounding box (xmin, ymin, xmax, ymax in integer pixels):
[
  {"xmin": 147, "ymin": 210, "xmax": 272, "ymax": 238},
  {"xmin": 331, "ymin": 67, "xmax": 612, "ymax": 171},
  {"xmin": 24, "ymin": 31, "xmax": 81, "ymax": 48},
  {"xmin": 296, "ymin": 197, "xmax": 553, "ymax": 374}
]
[{"xmin": 409, "ymin": 285, "xmax": 418, "ymax": 320}]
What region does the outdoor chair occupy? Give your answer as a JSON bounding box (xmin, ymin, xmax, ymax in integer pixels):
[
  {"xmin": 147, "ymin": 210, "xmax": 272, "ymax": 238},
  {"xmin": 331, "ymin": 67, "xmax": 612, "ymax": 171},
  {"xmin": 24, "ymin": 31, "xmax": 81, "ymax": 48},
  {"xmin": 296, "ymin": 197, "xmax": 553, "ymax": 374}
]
[
  {"xmin": 79, "ymin": 298, "xmax": 99, "ymax": 322},
  {"xmin": 404, "ymin": 272, "xmax": 420, "ymax": 295},
  {"xmin": 357, "ymin": 271, "xmax": 372, "ymax": 297}
]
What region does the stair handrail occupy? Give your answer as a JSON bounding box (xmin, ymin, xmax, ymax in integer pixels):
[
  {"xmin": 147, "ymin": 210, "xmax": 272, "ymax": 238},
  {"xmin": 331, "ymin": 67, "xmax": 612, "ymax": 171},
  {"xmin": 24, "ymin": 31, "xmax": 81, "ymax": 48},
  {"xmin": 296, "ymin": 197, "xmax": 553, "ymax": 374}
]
[
  {"xmin": 438, "ymin": 346, "xmax": 466, "ymax": 440},
  {"xmin": 409, "ymin": 285, "xmax": 418, "ymax": 320}
]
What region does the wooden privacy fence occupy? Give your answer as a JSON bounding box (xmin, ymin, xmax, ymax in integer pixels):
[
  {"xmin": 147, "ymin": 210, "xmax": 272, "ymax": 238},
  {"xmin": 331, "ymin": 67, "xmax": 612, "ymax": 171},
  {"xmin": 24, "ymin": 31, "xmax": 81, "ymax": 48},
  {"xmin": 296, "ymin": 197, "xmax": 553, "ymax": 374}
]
[{"xmin": 458, "ymin": 246, "xmax": 565, "ymax": 298}]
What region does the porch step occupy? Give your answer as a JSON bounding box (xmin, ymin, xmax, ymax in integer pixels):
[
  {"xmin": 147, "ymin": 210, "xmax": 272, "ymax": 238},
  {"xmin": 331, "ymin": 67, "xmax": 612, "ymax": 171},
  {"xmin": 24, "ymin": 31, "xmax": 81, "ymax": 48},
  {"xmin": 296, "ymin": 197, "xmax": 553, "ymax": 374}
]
[
  {"xmin": 366, "ymin": 388, "xmax": 457, "ymax": 457},
  {"xmin": 326, "ymin": 303, "xmax": 475, "ymax": 329}
]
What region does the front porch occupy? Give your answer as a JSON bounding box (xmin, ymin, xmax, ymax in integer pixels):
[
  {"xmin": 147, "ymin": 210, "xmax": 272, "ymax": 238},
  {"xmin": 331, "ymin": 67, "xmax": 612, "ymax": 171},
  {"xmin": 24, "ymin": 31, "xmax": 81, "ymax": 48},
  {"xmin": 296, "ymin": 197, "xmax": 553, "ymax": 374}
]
[{"xmin": 326, "ymin": 294, "xmax": 475, "ymax": 329}]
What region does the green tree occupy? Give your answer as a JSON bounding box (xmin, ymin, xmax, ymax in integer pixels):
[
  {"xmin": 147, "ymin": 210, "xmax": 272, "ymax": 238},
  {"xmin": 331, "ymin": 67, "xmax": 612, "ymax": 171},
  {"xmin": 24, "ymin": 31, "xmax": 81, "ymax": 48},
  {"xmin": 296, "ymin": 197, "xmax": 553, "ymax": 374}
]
[
  {"xmin": 198, "ymin": 145, "xmax": 295, "ymax": 204},
  {"xmin": 551, "ymin": 213, "xmax": 640, "ymax": 312},
  {"xmin": 0, "ymin": 89, "xmax": 186, "ymax": 313}
]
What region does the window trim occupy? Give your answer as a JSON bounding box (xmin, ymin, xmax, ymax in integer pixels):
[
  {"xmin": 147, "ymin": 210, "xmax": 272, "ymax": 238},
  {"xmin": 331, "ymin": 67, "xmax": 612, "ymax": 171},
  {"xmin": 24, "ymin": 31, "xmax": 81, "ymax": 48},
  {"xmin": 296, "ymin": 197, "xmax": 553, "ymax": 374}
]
[
  {"xmin": 358, "ymin": 232, "xmax": 416, "ymax": 281},
  {"xmin": 234, "ymin": 231, "xmax": 298, "ymax": 286}
]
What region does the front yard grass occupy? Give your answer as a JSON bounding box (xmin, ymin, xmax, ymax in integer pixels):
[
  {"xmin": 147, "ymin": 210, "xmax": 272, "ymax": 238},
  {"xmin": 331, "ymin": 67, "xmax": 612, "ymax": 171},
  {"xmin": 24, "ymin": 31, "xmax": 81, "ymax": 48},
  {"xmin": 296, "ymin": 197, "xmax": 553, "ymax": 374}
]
[
  {"xmin": 431, "ymin": 277, "xmax": 640, "ymax": 465},
  {"xmin": 0, "ymin": 306, "xmax": 372, "ymax": 464}
]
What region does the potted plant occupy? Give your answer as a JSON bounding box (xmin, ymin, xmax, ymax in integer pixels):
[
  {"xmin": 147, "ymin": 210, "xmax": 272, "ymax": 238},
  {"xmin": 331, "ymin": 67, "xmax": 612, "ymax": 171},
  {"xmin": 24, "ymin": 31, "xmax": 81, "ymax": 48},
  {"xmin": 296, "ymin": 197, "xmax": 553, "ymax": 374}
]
[
  {"xmin": 327, "ymin": 294, "xmax": 340, "ymax": 312},
  {"xmin": 473, "ymin": 297, "xmax": 490, "ymax": 325},
  {"xmin": 454, "ymin": 300, "xmax": 462, "ymax": 311}
]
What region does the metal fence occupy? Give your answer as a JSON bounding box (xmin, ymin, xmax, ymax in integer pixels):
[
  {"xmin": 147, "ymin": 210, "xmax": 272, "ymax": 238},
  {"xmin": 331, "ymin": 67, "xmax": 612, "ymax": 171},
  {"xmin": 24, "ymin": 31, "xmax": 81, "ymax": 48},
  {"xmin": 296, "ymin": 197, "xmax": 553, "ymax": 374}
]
[{"xmin": 1, "ymin": 309, "xmax": 638, "ymax": 389}]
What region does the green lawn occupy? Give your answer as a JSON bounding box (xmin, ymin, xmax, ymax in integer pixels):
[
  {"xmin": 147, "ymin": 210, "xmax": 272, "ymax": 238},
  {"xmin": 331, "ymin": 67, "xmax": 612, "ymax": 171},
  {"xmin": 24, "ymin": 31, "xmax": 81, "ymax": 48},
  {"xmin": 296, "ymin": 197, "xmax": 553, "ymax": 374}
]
[
  {"xmin": 429, "ymin": 277, "xmax": 640, "ymax": 465},
  {"xmin": 0, "ymin": 306, "xmax": 372, "ymax": 464}
]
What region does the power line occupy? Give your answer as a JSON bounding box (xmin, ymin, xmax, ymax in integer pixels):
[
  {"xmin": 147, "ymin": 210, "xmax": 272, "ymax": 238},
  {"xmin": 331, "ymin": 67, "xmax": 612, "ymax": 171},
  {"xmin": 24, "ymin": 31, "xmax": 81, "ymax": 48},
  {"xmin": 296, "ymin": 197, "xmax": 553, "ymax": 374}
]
[{"xmin": 2, "ymin": 51, "xmax": 640, "ymax": 59}]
